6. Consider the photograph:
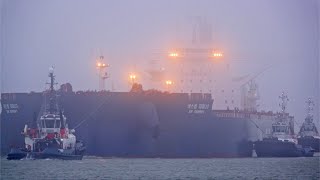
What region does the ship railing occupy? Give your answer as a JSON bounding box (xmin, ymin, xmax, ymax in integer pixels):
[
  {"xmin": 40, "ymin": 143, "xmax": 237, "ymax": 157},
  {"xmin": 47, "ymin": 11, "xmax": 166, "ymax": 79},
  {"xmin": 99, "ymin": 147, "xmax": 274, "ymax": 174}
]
[{"xmin": 213, "ymin": 109, "xmax": 285, "ymax": 120}]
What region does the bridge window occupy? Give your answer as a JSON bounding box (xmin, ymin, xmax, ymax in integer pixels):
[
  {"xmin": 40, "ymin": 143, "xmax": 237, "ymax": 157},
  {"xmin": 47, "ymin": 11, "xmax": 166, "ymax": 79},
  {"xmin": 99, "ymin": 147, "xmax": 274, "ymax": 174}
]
[
  {"xmin": 44, "ymin": 119, "xmax": 61, "ymax": 128},
  {"xmin": 45, "ymin": 120, "xmax": 55, "ymax": 128}
]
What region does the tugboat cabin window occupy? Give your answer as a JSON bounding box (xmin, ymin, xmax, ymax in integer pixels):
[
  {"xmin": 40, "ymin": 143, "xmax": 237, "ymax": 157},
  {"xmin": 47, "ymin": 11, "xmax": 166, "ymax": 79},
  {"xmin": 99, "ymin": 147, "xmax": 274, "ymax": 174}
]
[
  {"xmin": 273, "ymin": 126, "xmax": 289, "ymax": 133},
  {"xmin": 42, "ymin": 119, "xmax": 61, "ymax": 128},
  {"xmin": 45, "ymin": 120, "xmax": 55, "ymax": 128}
]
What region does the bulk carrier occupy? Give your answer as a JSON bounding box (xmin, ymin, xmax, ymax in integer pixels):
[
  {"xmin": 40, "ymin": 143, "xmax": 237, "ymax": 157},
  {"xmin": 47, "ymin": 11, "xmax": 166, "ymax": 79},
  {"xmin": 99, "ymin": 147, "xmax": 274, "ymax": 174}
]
[{"xmin": 1, "ymin": 19, "xmax": 294, "ymax": 157}]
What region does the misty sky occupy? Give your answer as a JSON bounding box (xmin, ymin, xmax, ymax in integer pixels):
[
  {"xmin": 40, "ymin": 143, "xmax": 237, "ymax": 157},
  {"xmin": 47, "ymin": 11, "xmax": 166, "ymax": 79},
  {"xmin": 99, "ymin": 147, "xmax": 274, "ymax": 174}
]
[{"xmin": 1, "ymin": 0, "xmax": 319, "ymax": 128}]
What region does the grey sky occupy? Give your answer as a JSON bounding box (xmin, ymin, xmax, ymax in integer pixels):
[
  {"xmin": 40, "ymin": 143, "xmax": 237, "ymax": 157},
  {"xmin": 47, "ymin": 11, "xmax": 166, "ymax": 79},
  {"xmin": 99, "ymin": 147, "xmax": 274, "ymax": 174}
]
[{"xmin": 1, "ymin": 0, "xmax": 319, "ymax": 128}]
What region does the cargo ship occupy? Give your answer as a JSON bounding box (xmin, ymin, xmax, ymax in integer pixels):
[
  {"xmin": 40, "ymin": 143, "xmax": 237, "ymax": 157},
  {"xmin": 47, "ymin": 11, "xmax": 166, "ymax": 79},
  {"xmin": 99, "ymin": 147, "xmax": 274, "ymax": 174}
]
[
  {"xmin": 1, "ymin": 69, "xmax": 295, "ymax": 158},
  {"xmin": 1, "ymin": 19, "xmax": 294, "ymax": 157},
  {"xmin": 1, "ymin": 77, "xmax": 254, "ymax": 157},
  {"xmin": 297, "ymin": 98, "xmax": 320, "ymax": 152},
  {"xmin": 0, "ymin": 66, "xmax": 287, "ymax": 158}
]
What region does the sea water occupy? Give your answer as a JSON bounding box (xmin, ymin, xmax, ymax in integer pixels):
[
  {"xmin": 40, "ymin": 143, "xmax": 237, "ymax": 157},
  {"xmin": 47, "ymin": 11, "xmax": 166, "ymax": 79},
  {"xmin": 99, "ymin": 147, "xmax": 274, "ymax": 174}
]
[{"xmin": 1, "ymin": 156, "xmax": 319, "ymax": 179}]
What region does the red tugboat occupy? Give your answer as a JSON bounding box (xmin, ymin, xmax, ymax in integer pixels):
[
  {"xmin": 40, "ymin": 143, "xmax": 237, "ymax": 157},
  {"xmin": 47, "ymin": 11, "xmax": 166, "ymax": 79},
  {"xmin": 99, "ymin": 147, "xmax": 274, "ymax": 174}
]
[{"xmin": 7, "ymin": 67, "xmax": 85, "ymax": 160}]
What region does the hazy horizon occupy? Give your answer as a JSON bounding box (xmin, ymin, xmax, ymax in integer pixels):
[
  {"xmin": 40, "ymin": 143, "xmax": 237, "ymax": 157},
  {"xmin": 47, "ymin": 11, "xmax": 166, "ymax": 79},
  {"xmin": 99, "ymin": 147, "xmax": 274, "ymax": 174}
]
[{"xmin": 1, "ymin": 0, "xmax": 319, "ymax": 129}]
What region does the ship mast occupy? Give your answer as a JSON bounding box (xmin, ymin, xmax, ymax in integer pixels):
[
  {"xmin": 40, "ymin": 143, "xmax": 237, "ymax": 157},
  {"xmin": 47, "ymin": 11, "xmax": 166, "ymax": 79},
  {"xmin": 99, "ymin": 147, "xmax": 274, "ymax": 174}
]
[
  {"xmin": 278, "ymin": 92, "xmax": 289, "ymax": 121},
  {"xmin": 305, "ymin": 98, "xmax": 315, "ymax": 123},
  {"xmin": 47, "ymin": 66, "xmax": 57, "ymax": 114},
  {"xmin": 96, "ymin": 55, "xmax": 109, "ymax": 91}
]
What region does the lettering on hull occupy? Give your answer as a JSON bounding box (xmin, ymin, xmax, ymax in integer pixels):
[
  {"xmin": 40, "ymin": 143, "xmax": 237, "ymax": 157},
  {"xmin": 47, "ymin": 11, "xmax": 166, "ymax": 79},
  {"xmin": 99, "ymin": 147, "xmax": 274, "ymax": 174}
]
[
  {"xmin": 2, "ymin": 104, "xmax": 19, "ymax": 114},
  {"xmin": 187, "ymin": 103, "xmax": 210, "ymax": 114}
]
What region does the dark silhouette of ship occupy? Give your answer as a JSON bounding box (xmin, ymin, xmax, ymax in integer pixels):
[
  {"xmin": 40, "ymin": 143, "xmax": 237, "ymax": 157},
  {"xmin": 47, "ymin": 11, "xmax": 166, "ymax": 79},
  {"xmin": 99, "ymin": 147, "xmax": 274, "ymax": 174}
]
[
  {"xmin": 254, "ymin": 93, "xmax": 314, "ymax": 157},
  {"xmin": 297, "ymin": 98, "xmax": 320, "ymax": 152},
  {"xmin": 1, "ymin": 69, "xmax": 257, "ymax": 158}
]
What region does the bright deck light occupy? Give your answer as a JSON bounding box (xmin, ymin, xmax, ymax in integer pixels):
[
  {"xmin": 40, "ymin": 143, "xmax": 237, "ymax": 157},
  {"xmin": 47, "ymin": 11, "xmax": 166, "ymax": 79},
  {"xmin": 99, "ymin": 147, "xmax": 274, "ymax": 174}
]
[
  {"xmin": 165, "ymin": 80, "xmax": 173, "ymax": 85},
  {"xmin": 129, "ymin": 74, "xmax": 136, "ymax": 83},
  {"xmin": 169, "ymin": 52, "xmax": 179, "ymax": 58},
  {"xmin": 212, "ymin": 52, "xmax": 223, "ymax": 57}
]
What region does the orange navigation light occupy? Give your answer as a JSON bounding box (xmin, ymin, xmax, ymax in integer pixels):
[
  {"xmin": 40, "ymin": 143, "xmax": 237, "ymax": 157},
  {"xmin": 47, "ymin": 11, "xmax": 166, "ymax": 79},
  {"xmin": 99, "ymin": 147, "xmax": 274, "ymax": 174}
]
[{"xmin": 97, "ymin": 62, "xmax": 102, "ymax": 67}]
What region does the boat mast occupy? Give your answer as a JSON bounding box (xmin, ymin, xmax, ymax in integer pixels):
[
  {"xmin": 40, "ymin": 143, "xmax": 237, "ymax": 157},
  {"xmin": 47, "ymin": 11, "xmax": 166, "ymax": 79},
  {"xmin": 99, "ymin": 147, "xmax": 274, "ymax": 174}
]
[
  {"xmin": 279, "ymin": 92, "xmax": 289, "ymax": 113},
  {"xmin": 278, "ymin": 92, "xmax": 289, "ymax": 122},
  {"xmin": 47, "ymin": 67, "xmax": 57, "ymax": 114},
  {"xmin": 305, "ymin": 98, "xmax": 315, "ymax": 123}
]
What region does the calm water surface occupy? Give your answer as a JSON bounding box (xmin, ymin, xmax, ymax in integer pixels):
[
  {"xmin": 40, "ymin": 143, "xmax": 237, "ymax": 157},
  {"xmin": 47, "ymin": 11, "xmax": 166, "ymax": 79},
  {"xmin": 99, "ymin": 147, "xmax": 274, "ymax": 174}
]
[{"xmin": 1, "ymin": 156, "xmax": 319, "ymax": 179}]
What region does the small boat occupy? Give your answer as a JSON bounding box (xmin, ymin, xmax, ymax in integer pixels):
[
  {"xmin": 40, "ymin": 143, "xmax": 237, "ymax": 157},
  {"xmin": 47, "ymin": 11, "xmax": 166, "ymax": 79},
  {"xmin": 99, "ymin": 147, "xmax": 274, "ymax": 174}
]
[
  {"xmin": 7, "ymin": 67, "xmax": 85, "ymax": 160},
  {"xmin": 254, "ymin": 92, "xmax": 314, "ymax": 157}
]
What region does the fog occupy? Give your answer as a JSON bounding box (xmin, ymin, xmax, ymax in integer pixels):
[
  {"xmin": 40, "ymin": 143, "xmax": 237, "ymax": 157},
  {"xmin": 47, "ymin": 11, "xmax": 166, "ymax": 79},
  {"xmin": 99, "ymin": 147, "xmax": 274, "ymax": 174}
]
[{"xmin": 1, "ymin": 0, "xmax": 319, "ymax": 129}]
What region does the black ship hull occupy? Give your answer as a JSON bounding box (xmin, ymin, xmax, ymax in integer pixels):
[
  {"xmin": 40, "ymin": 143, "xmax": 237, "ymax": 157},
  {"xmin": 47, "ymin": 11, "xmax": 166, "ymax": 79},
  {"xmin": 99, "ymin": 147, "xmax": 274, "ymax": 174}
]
[
  {"xmin": 254, "ymin": 138, "xmax": 314, "ymax": 157},
  {"xmin": 7, "ymin": 147, "xmax": 83, "ymax": 160},
  {"xmin": 6, "ymin": 148, "xmax": 28, "ymax": 160},
  {"xmin": 1, "ymin": 91, "xmax": 253, "ymax": 158},
  {"xmin": 298, "ymin": 136, "xmax": 320, "ymax": 152}
]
